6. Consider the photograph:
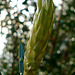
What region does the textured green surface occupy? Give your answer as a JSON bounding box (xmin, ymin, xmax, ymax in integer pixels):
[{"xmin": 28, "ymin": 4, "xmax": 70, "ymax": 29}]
[{"xmin": 24, "ymin": 0, "xmax": 55, "ymax": 74}]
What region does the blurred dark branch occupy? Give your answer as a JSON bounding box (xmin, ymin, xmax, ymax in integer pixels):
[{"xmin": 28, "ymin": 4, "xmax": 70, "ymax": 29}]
[{"xmin": 49, "ymin": 0, "xmax": 64, "ymax": 56}]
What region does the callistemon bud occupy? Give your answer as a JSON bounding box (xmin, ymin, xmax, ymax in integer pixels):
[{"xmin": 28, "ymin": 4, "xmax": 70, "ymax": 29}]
[{"xmin": 24, "ymin": 0, "xmax": 55, "ymax": 74}]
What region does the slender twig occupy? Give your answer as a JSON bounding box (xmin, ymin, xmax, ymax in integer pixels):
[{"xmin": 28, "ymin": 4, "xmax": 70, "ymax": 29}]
[{"xmin": 49, "ymin": 0, "xmax": 64, "ymax": 56}]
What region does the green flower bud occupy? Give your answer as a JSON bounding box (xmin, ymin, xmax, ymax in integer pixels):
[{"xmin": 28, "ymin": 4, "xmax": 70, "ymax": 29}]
[{"xmin": 24, "ymin": 0, "xmax": 55, "ymax": 74}]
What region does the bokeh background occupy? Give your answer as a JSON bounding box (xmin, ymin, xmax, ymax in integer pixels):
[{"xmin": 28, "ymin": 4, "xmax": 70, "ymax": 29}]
[{"xmin": 0, "ymin": 0, "xmax": 75, "ymax": 75}]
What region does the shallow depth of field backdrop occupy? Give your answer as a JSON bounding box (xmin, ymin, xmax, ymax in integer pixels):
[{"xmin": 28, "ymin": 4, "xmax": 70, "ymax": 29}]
[{"xmin": 0, "ymin": 0, "xmax": 75, "ymax": 75}]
